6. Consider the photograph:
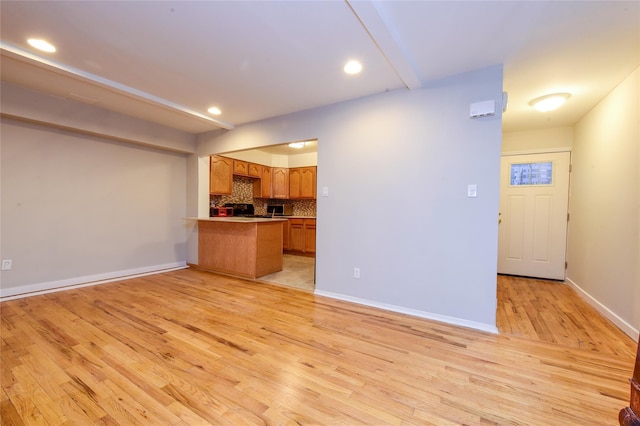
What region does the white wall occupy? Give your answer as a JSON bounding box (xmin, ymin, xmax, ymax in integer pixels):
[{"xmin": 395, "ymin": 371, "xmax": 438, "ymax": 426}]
[
  {"xmin": 567, "ymin": 68, "xmax": 639, "ymax": 339},
  {"xmin": 195, "ymin": 65, "xmax": 504, "ymax": 332},
  {"xmin": 502, "ymin": 127, "xmax": 573, "ymax": 154},
  {"xmin": 0, "ymin": 88, "xmax": 193, "ymax": 298}
]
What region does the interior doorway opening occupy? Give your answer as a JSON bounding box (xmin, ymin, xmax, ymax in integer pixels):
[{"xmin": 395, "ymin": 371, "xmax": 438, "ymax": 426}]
[{"xmin": 205, "ymin": 140, "xmax": 318, "ymax": 292}]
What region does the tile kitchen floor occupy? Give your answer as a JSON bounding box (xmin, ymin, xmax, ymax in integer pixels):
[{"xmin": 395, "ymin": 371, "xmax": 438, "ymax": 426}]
[{"xmin": 259, "ymin": 254, "xmax": 315, "ymax": 291}]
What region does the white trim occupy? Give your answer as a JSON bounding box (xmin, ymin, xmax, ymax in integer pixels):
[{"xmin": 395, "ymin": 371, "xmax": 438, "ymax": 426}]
[
  {"xmin": 0, "ymin": 262, "xmax": 188, "ymax": 301},
  {"xmin": 501, "ymin": 147, "xmax": 572, "ymax": 156},
  {"xmin": 566, "ymin": 278, "xmax": 640, "ymax": 342},
  {"xmin": 314, "ymin": 290, "xmax": 499, "ymax": 334}
]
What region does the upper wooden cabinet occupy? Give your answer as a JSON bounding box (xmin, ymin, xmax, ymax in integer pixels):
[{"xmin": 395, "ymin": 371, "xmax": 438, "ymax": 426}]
[
  {"xmin": 253, "ymin": 166, "xmax": 272, "ymax": 198},
  {"xmin": 272, "ymin": 168, "xmax": 289, "ymax": 199},
  {"xmin": 210, "ymin": 155, "xmax": 233, "ymax": 195},
  {"xmin": 211, "ymin": 155, "xmax": 316, "ymax": 200},
  {"xmin": 232, "ymin": 160, "xmax": 262, "ymax": 178},
  {"xmin": 289, "ymin": 166, "xmax": 317, "ymax": 199},
  {"xmin": 233, "ymin": 160, "xmax": 249, "ymax": 176},
  {"xmin": 248, "ymin": 163, "xmax": 262, "ymax": 178}
]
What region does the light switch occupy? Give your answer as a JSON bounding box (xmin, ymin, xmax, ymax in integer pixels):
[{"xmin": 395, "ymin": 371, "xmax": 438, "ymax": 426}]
[
  {"xmin": 467, "ymin": 184, "xmax": 478, "ymax": 198},
  {"xmin": 321, "ymin": 186, "xmax": 329, "ymax": 197}
]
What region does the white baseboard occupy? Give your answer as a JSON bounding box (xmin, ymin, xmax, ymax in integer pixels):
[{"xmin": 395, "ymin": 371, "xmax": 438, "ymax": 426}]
[
  {"xmin": 313, "ymin": 290, "xmax": 499, "ymax": 334},
  {"xmin": 0, "ymin": 262, "xmax": 188, "ymax": 301},
  {"xmin": 566, "ymin": 278, "xmax": 639, "ymax": 342}
]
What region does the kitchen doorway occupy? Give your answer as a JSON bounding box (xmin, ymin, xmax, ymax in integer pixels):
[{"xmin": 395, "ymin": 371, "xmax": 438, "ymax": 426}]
[{"xmin": 210, "ymin": 140, "xmax": 317, "ymax": 292}]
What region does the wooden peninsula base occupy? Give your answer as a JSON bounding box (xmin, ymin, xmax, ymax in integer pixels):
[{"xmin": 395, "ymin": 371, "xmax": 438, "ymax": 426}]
[{"xmin": 197, "ymin": 218, "xmax": 285, "ymax": 279}]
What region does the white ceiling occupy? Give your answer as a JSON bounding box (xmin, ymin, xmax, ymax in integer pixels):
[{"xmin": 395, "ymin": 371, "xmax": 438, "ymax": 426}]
[{"xmin": 1, "ymin": 1, "xmax": 638, "ymax": 136}]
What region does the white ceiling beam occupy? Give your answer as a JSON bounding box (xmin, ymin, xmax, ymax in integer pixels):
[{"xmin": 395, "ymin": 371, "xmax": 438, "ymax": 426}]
[
  {"xmin": 0, "ymin": 42, "xmax": 235, "ymax": 131},
  {"xmin": 346, "ymin": 0, "xmax": 422, "ymax": 90}
]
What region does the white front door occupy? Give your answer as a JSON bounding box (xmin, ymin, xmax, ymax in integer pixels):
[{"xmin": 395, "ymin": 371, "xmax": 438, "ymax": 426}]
[{"xmin": 498, "ymin": 152, "xmax": 571, "ymax": 280}]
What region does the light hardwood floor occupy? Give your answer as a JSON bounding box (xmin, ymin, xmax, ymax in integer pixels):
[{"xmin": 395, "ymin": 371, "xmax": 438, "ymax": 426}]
[
  {"xmin": 1, "ymin": 269, "xmax": 636, "ymax": 425},
  {"xmin": 497, "ymin": 274, "xmax": 634, "ymax": 356}
]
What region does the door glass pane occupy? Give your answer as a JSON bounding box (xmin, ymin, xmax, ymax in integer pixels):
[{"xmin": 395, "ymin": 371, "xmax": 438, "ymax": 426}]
[{"xmin": 510, "ymin": 161, "xmax": 553, "ymax": 186}]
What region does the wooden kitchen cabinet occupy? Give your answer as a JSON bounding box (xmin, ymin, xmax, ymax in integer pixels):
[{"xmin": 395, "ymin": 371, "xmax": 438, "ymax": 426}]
[
  {"xmin": 282, "ymin": 218, "xmax": 290, "ymax": 250},
  {"xmin": 288, "ymin": 219, "xmax": 305, "ymax": 252},
  {"xmin": 272, "ymin": 168, "xmax": 289, "ymax": 199},
  {"xmin": 248, "ymin": 162, "xmax": 262, "ymax": 178},
  {"xmin": 303, "ymin": 219, "xmax": 316, "ymax": 253},
  {"xmin": 289, "ymin": 166, "xmax": 317, "ymax": 199},
  {"xmin": 197, "ymin": 219, "xmax": 284, "ymax": 279},
  {"xmin": 234, "ymin": 160, "xmax": 262, "ymax": 178},
  {"xmin": 286, "ymin": 218, "xmax": 316, "ymax": 255},
  {"xmin": 233, "ymin": 160, "xmax": 249, "ymax": 176},
  {"xmin": 210, "ymin": 155, "xmax": 233, "ymax": 195},
  {"xmin": 253, "ymin": 166, "xmax": 272, "ymax": 198}
]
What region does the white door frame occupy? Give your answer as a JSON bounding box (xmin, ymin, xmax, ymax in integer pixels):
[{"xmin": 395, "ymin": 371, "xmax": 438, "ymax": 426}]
[{"xmin": 498, "ymin": 149, "xmax": 572, "ymax": 280}]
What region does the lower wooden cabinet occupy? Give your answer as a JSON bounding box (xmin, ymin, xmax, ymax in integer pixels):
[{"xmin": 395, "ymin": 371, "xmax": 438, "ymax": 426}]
[
  {"xmin": 282, "ymin": 217, "xmax": 290, "ymax": 250},
  {"xmin": 285, "ymin": 218, "xmax": 316, "ymax": 255},
  {"xmin": 289, "ymin": 219, "xmax": 304, "ymax": 252},
  {"xmin": 304, "ymin": 219, "xmax": 316, "ymax": 253}
]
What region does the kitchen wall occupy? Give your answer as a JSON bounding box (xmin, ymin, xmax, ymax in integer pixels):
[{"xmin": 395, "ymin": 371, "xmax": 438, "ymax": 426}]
[
  {"xmin": 224, "ymin": 150, "xmax": 318, "ymax": 168},
  {"xmin": 566, "ymin": 67, "xmax": 639, "ymax": 339},
  {"xmin": 0, "ymin": 84, "xmax": 193, "ymax": 298},
  {"xmin": 195, "ymin": 65, "xmax": 503, "ymax": 332}
]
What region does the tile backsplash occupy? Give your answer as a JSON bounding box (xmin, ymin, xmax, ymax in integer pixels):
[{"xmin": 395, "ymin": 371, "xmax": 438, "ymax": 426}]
[{"xmin": 210, "ymin": 176, "xmax": 316, "ymax": 217}]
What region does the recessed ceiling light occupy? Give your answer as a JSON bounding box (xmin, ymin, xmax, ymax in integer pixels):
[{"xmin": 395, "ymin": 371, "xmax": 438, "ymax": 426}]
[
  {"xmin": 343, "ymin": 60, "xmax": 362, "ymax": 75},
  {"xmin": 207, "ymin": 106, "xmax": 222, "ymax": 115},
  {"xmin": 27, "ymin": 38, "xmax": 56, "ymax": 53},
  {"xmin": 529, "ymin": 93, "xmax": 571, "ymax": 112},
  {"xmin": 288, "ymin": 142, "xmax": 305, "ymax": 149}
]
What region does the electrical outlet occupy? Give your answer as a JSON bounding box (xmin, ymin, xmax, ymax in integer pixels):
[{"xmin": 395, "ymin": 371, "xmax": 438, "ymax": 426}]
[
  {"xmin": 2, "ymin": 259, "xmax": 12, "ymax": 271},
  {"xmin": 353, "ymin": 267, "xmax": 360, "ymax": 279}
]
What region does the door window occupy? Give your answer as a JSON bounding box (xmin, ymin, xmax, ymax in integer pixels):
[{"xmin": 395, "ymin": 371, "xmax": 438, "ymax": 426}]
[{"xmin": 509, "ymin": 161, "xmax": 553, "ymax": 186}]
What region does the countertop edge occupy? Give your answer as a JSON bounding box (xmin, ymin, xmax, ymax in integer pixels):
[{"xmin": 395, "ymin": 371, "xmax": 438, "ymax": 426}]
[{"xmin": 185, "ymin": 217, "xmax": 288, "ymax": 223}]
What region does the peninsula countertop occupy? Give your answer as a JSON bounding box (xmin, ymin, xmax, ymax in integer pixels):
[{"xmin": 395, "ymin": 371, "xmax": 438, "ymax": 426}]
[{"xmin": 186, "ymin": 217, "xmax": 288, "ymax": 223}]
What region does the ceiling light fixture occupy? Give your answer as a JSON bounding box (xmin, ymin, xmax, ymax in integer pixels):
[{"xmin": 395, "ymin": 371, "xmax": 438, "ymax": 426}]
[
  {"xmin": 207, "ymin": 106, "xmax": 222, "ymax": 115},
  {"xmin": 343, "ymin": 60, "xmax": 362, "ymax": 75},
  {"xmin": 529, "ymin": 93, "xmax": 571, "ymax": 112},
  {"xmin": 288, "ymin": 142, "xmax": 305, "ymax": 149},
  {"xmin": 27, "ymin": 38, "xmax": 56, "ymax": 53}
]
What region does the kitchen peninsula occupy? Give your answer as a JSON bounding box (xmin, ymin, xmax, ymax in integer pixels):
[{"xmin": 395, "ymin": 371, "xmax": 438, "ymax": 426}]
[{"xmin": 194, "ymin": 217, "xmax": 287, "ymax": 279}]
